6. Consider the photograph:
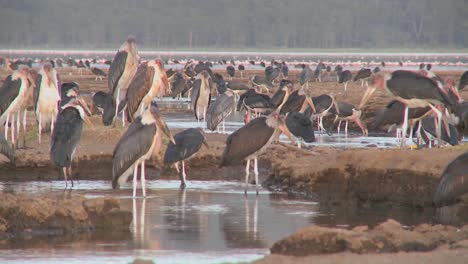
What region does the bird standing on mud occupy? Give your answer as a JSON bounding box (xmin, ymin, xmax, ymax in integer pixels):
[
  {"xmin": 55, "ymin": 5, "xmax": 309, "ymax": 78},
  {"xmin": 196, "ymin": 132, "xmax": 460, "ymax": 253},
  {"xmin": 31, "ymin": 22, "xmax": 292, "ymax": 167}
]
[
  {"xmin": 34, "ymin": 63, "xmax": 61, "ymax": 144},
  {"xmin": 0, "ymin": 65, "xmax": 35, "ymax": 148},
  {"xmin": 108, "ymin": 37, "xmax": 139, "ymax": 126},
  {"xmin": 220, "ymin": 112, "xmax": 296, "ymax": 194},
  {"xmin": 112, "ymin": 104, "xmax": 175, "ymax": 197},
  {"xmin": 124, "ymin": 59, "xmax": 169, "ymax": 122},
  {"xmin": 191, "ymin": 71, "xmax": 212, "ymax": 122},
  {"xmin": 164, "ymin": 128, "xmax": 209, "ymax": 188},
  {"xmin": 51, "ymin": 90, "xmax": 93, "ymax": 188},
  {"xmin": 206, "ymin": 90, "xmax": 236, "ymax": 133}
]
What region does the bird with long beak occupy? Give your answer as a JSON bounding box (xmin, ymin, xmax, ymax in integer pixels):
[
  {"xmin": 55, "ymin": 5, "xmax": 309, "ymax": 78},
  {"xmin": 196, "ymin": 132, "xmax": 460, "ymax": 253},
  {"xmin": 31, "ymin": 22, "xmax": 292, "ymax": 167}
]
[
  {"xmin": 51, "ymin": 93, "xmax": 93, "ymax": 188},
  {"xmin": 359, "ymin": 71, "xmax": 456, "ymax": 146},
  {"xmin": 34, "ymin": 63, "xmax": 61, "ymax": 143},
  {"xmin": 0, "ymin": 65, "xmax": 35, "ymax": 148},
  {"xmin": 220, "ymin": 112, "xmax": 296, "ymax": 195},
  {"xmin": 112, "ymin": 103, "xmax": 175, "ymax": 197},
  {"xmin": 124, "ymin": 59, "xmax": 169, "ymax": 122}
]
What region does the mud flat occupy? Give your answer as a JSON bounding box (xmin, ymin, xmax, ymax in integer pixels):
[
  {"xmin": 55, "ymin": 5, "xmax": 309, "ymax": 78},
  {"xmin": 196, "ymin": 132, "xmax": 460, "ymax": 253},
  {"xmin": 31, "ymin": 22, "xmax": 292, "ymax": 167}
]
[{"xmin": 0, "ymin": 193, "xmax": 132, "ymax": 245}]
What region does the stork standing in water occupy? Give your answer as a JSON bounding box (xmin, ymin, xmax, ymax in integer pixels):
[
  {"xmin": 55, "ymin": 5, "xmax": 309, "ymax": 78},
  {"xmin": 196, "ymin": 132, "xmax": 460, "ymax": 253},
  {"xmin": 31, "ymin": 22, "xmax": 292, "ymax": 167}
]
[
  {"xmin": 359, "ymin": 70, "xmax": 456, "ymax": 146},
  {"xmin": 220, "ymin": 113, "xmax": 296, "ymax": 194},
  {"xmin": 164, "ymin": 128, "xmax": 209, "ymax": 188},
  {"xmin": 279, "ymin": 87, "xmax": 316, "ymax": 115},
  {"xmin": 285, "ymin": 107, "xmax": 315, "ymax": 147},
  {"xmin": 0, "ymin": 66, "xmax": 35, "ymax": 148},
  {"xmin": 112, "ymin": 104, "xmax": 175, "ymax": 197},
  {"xmin": 34, "ymin": 63, "xmax": 61, "ymax": 143},
  {"xmin": 206, "ymin": 90, "xmax": 235, "ymax": 133},
  {"xmin": 312, "ymin": 94, "xmax": 339, "ymax": 132},
  {"xmin": 124, "ymin": 60, "xmax": 169, "ymax": 122},
  {"xmin": 330, "ymin": 102, "xmax": 368, "ymax": 136},
  {"xmin": 51, "ymin": 90, "xmax": 93, "ymax": 188},
  {"xmin": 191, "ymin": 71, "xmax": 212, "ymax": 123},
  {"xmin": 433, "ymin": 151, "xmax": 468, "ymax": 206},
  {"xmin": 108, "ymin": 37, "xmax": 139, "ymax": 126}
]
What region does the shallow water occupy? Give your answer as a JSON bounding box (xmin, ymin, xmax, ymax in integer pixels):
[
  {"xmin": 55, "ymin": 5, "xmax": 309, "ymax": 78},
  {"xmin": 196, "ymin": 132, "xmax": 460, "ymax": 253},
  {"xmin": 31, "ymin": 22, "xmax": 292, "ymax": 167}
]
[{"xmin": 0, "ymin": 180, "xmax": 320, "ymax": 263}]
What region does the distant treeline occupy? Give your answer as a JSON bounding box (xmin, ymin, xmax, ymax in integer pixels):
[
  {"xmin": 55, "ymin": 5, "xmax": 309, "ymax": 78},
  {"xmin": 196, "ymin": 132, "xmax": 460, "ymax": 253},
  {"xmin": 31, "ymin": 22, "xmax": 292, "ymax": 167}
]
[{"xmin": 0, "ymin": 0, "xmax": 466, "ymax": 49}]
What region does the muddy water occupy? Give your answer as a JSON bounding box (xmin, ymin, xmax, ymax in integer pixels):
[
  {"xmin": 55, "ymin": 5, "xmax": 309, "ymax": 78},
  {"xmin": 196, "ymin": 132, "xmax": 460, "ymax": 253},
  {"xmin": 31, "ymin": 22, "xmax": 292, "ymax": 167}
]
[{"xmin": 0, "ymin": 180, "xmax": 322, "ymax": 263}]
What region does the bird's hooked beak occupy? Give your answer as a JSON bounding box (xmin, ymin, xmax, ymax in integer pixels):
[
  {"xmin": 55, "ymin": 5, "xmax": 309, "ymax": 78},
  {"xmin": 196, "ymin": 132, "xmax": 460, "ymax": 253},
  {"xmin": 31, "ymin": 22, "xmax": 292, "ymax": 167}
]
[
  {"xmin": 359, "ymin": 74, "xmax": 383, "ymax": 109},
  {"xmin": 276, "ymin": 114, "xmax": 296, "ymax": 144},
  {"xmin": 358, "ymin": 86, "xmax": 376, "ymax": 109},
  {"xmin": 77, "ymin": 96, "xmax": 94, "ymax": 128},
  {"xmin": 153, "ymin": 111, "xmax": 176, "ymax": 145}
]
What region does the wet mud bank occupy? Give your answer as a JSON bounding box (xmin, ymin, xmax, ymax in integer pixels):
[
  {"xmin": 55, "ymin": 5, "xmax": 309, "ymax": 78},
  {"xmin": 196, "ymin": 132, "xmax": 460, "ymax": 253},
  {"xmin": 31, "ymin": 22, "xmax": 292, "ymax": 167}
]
[
  {"xmin": 263, "ymin": 146, "xmax": 468, "ymax": 211},
  {"xmin": 0, "ymin": 193, "xmax": 132, "ymax": 245}
]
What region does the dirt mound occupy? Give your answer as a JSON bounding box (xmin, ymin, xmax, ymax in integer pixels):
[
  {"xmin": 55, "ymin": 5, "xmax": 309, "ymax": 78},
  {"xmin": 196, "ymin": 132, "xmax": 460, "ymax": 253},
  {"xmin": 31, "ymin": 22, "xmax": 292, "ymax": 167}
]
[
  {"xmin": 0, "ymin": 193, "xmax": 132, "ymax": 238},
  {"xmin": 271, "ymin": 219, "xmax": 468, "ymax": 256}
]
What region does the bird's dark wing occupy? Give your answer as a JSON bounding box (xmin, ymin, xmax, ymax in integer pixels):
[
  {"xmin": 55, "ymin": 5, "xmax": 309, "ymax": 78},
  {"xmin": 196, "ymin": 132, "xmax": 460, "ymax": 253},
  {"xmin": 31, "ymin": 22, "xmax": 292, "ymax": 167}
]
[
  {"xmin": 353, "ymin": 69, "xmax": 371, "ymax": 81},
  {"xmin": 50, "ymin": 107, "xmax": 83, "ymax": 168},
  {"xmin": 191, "ymin": 79, "xmax": 201, "ymax": 119},
  {"xmin": 112, "ymin": 119, "xmax": 156, "ymax": 183},
  {"xmin": 337, "ymin": 102, "xmax": 355, "ymax": 117},
  {"xmin": 388, "ymin": 70, "xmax": 455, "ymax": 107},
  {"xmin": 226, "ymin": 81, "xmax": 249, "ymax": 91},
  {"xmin": 433, "ymin": 151, "xmax": 468, "ymax": 206},
  {"xmin": 171, "ymin": 73, "xmax": 187, "ymax": 98},
  {"xmin": 270, "ymin": 89, "xmax": 286, "ymax": 108},
  {"xmin": 125, "ymin": 63, "xmax": 155, "ymax": 122},
  {"xmin": 220, "ymin": 117, "xmax": 274, "ymax": 166},
  {"xmin": 458, "ymin": 71, "xmax": 468, "ymax": 90},
  {"xmin": 0, "ymin": 75, "xmax": 21, "ymax": 114},
  {"xmin": 34, "ymin": 73, "xmax": 42, "ymax": 111},
  {"xmin": 339, "ymin": 71, "xmax": 352, "ymax": 83},
  {"xmin": 286, "ymin": 112, "xmax": 315, "ymax": 142},
  {"xmin": 206, "ymin": 94, "xmax": 234, "ymax": 131},
  {"xmin": 0, "ymin": 136, "xmax": 15, "ymax": 165},
  {"xmin": 108, "ymin": 51, "xmax": 128, "ymax": 94},
  {"xmin": 164, "ymin": 128, "xmax": 204, "ymax": 164},
  {"xmin": 312, "ymin": 95, "xmax": 333, "ymax": 113},
  {"xmin": 279, "ymin": 91, "xmax": 305, "ymax": 114},
  {"xmin": 421, "ymin": 117, "xmax": 459, "ymax": 146}
]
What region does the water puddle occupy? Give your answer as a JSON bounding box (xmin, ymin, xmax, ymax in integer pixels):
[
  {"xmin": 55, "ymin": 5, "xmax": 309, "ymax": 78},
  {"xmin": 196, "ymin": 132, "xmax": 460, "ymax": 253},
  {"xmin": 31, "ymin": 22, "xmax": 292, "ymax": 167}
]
[{"xmin": 0, "ymin": 180, "xmax": 320, "ymax": 264}]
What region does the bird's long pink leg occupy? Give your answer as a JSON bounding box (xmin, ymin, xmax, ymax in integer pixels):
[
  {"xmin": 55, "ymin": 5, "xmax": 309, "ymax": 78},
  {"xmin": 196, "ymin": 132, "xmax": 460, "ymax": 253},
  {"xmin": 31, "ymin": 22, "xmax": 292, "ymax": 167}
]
[
  {"xmin": 22, "ymin": 110, "xmax": 27, "ymax": 148},
  {"xmin": 244, "ymin": 159, "xmax": 250, "ymax": 195},
  {"xmin": 38, "ymin": 112, "xmax": 42, "ymax": 144},
  {"xmin": 141, "ymin": 160, "xmax": 146, "ymax": 197},
  {"xmin": 5, "ymin": 114, "xmax": 9, "ymax": 141},
  {"xmin": 401, "ymin": 106, "xmax": 409, "ymax": 147},
  {"xmin": 63, "ymin": 167, "xmax": 68, "ymax": 188},
  {"xmin": 11, "ymin": 113, "xmax": 15, "ymax": 147},
  {"xmin": 181, "ymin": 160, "xmax": 187, "ymax": 189},
  {"xmin": 254, "ymin": 157, "xmax": 259, "ymax": 195},
  {"xmin": 133, "ymin": 162, "xmax": 139, "ymax": 197}
]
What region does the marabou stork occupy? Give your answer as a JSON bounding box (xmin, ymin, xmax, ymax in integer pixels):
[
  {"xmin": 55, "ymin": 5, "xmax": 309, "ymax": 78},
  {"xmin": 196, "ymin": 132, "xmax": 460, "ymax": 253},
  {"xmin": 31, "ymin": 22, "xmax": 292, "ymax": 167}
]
[
  {"xmin": 108, "ymin": 37, "xmax": 139, "ymax": 126},
  {"xmin": 359, "ymin": 70, "xmax": 457, "ymax": 146},
  {"xmin": 458, "ymin": 71, "xmax": 468, "ymax": 91},
  {"xmin": 237, "ymin": 87, "xmax": 274, "ymax": 119},
  {"xmin": 279, "ymin": 88, "xmax": 316, "ymax": 115},
  {"xmin": 285, "ymin": 107, "xmax": 315, "ymax": 147},
  {"xmin": 206, "ymin": 90, "xmax": 235, "ymax": 133},
  {"xmin": 91, "ymin": 67, "xmax": 107, "ymax": 81},
  {"xmin": 170, "ymin": 72, "xmax": 188, "ymax": 99},
  {"xmin": 334, "ymin": 65, "xmax": 343, "ymax": 81},
  {"xmin": 313, "ymin": 63, "xmax": 325, "ymax": 82},
  {"xmin": 51, "ymin": 90, "xmax": 93, "ymax": 188},
  {"xmin": 330, "ymin": 102, "xmax": 368, "ymax": 136},
  {"xmin": 112, "ymin": 104, "xmax": 175, "ymax": 197},
  {"xmin": 433, "ymin": 151, "xmax": 468, "ymax": 206},
  {"xmin": 419, "ymin": 116, "xmax": 460, "ymax": 147},
  {"xmin": 214, "ymin": 73, "xmax": 228, "ymax": 95},
  {"xmin": 370, "ymin": 100, "xmax": 430, "ymax": 142},
  {"xmin": 124, "ymin": 60, "xmax": 169, "ymax": 123},
  {"xmin": 270, "ymin": 80, "xmax": 293, "ymax": 111},
  {"xmin": 265, "ymin": 65, "xmax": 280, "ymax": 84},
  {"xmin": 92, "ymin": 91, "xmax": 116, "ymax": 126},
  {"xmin": 226, "ymin": 65, "xmax": 235, "ymax": 80},
  {"xmin": 0, "ymin": 66, "xmax": 35, "ymax": 147},
  {"xmin": 34, "ymin": 63, "xmax": 60, "ymax": 144},
  {"xmin": 164, "ymin": 128, "xmax": 209, "ymax": 188},
  {"xmin": 353, "ymin": 68, "xmax": 372, "ymax": 86},
  {"xmin": 238, "ymin": 64, "xmax": 245, "ymax": 79},
  {"xmin": 220, "ymin": 113, "xmax": 296, "ymax": 194},
  {"xmin": 0, "ymin": 136, "xmax": 15, "ymax": 165},
  {"xmin": 191, "ymin": 71, "xmax": 212, "ymax": 122},
  {"xmin": 300, "ymin": 64, "xmax": 313, "ymax": 88},
  {"xmin": 60, "ymin": 82, "xmax": 81, "ymax": 107},
  {"xmin": 338, "ymin": 70, "xmax": 353, "ymax": 91},
  {"xmin": 250, "ymin": 75, "xmax": 272, "ymax": 92},
  {"xmin": 281, "ymin": 61, "xmax": 289, "ymax": 79},
  {"xmin": 312, "ymin": 94, "xmax": 339, "ymax": 132},
  {"xmin": 453, "ymin": 102, "xmax": 468, "ymax": 136}
]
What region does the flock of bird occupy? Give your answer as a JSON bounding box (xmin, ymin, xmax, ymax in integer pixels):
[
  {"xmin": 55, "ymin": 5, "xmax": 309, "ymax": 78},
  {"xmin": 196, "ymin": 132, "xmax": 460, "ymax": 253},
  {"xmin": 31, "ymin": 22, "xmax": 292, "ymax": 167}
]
[{"xmin": 0, "ymin": 37, "xmax": 467, "ymax": 206}]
